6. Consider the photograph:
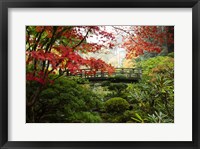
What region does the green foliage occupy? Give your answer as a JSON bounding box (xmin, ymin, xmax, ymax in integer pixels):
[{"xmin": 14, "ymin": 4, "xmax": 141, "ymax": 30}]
[
  {"xmin": 101, "ymin": 81, "xmax": 111, "ymax": 87},
  {"xmin": 108, "ymin": 83, "xmax": 128, "ymax": 96},
  {"xmin": 91, "ymin": 85, "xmax": 110, "ymax": 102},
  {"xmin": 68, "ymin": 112, "xmax": 102, "ymax": 123},
  {"xmin": 27, "ymin": 54, "xmax": 174, "ymax": 123},
  {"xmin": 137, "ymin": 55, "xmax": 174, "ymax": 78},
  {"xmin": 27, "ymin": 76, "xmax": 102, "ymax": 123},
  {"xmin": 126, "ymin": 55, "xmax": 174, "ymax": 122},
  {"xmin": 101, "ymin": 110, "xmax": 136, "ymax": 123},
  {"xmin": 68, "ymin": 76, "xmax": 89, "ymax": 84},
  {"xmin": 122, "ymin": 110, "xmax": 135, "ymax": 122},
  {"xmin": 131, "ymin": 113, "xmax": 145, "ymax": 123},
  {"xmin": 147, "ymin": 111, "xmax": 173, "ymax": 123},
  {"xmin": 167, "ymin": 52, "xmax": 174, "ymax": 58},
  {"xmin": 104, "ymin": 97, "xmax": 129, "ymax": 114},
  {"xmin": 102, "ymin": 114, "xmax": 124, "ymax": 123},
  {"xmin": 113, "ymin": 74, "xmax": 127, "ymax": 79}
]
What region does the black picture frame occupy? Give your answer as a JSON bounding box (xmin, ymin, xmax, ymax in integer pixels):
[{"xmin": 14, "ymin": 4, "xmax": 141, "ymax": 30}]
[{"xmin": 0, "ymin": 0, "xmax": 199, "ymax": 149}]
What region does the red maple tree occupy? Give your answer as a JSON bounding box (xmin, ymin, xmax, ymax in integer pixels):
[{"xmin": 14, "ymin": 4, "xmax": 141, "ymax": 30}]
[
  {"xmin": 26, "ymin": 26, "xmax": 116, "ymax": 107},
  {"xmin": 118, "ymin": 26, "xmax": 174, "ymax": 58},
  {"xmin": 26, "ymin": 26, "xmax": 115, "ymax": 83}
]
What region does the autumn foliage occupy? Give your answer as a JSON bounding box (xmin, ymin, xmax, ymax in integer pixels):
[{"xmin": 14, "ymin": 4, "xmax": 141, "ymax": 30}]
[
  {"xmin": 26, "ymin": 26, "xmax": 174, "ymax": 85},
  {"xmin": 122, "ymin": 26, "xmax": 174, "ymax": 58},
  {"xmin": 26, "ymin": 26, "xmax": 115, "ymax": 85}
]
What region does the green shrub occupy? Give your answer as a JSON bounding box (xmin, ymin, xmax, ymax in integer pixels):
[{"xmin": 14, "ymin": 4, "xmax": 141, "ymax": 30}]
[
  {"xmin": 107, "ymin": 115, "xmax": 124, "ymax": 123},
  {"xmin": 113, "ymin": 74, "xmax": 127, "ymax": 79},
  {"xmin": 101, "ymin": 81, "xmax": 111, "ymax": 87},
  {"xmin": 122, "ymin": 110, "xmax": 135, "ymax": 122},
  {"xmin": 126, "ymin": 55, "xmax": 174, "ymax": 122},
  {"xmin": 27, "ymin": 76, "xmax": 102, "ymax": 123},
  {"xmin": 167, "ymin": 52, "xmax": 174, "ymax": 58},
  {"xmin": 146, "ymin": 111, "xmax": 173, "ymax": 123},
  {"xmin": 108, "ymin": 83, "xmax": 128, "ymax": 96},
  {"xmin": 68, "ymin": 112, "xmax": 102, "ymax": 123},
  {"xmin": 68, "ymin": 76, "xmax": 89, "ymax": 84},
  {"xmin": 137, "ymin": 55, "xmax": 174, "ymax": 78},
  {"xmin": 101, "ymin": 110, "xmax": 135, "ymax": 123},
  {"xmin": 104, "ymin": 97, "xmax": 129, "ymax": 113}
]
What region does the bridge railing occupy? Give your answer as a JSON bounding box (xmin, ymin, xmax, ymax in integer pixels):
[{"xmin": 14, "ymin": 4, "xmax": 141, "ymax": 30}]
[{"xmin": 66, "ymin": 68, "xmax": 142, "ymax": 79}]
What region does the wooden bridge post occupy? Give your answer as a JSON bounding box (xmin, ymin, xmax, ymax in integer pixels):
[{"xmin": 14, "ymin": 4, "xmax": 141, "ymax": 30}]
[
  {"xmin": 66, "ymin": 69, "xmax": 69, "ymax": 76},
  {"xmin": 101, "ymin": 70, "xmax": 104, "ymax": 77},
  {"xmin": 80, "ymin": 70, "xmax": 82, "ymax": 78},
  {"xmin": 138, "ymin": 68, "xmax": 142, "ymax": 78},
  {"xmin": 84, "ymin": 70, "xmax": 87, "ymax": 78}
]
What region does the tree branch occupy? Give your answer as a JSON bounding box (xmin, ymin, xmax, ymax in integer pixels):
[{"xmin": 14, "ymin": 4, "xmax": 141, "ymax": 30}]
[
  {"xmin": 72, "ymin": 27, "xmax": 91, "ymax": 49},
  {"xmin": 33, "ymin": 29, "xmax": 45, "ymax": 76},
  {"xmin": 112, "ymin": 26, "xmax": 138, "ymax": 45}
]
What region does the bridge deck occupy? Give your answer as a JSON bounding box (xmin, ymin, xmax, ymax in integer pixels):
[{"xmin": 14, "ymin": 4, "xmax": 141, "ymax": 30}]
[{"xmin": 87, "ymin": 77, "xmax": 139, "ymax": 83}]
